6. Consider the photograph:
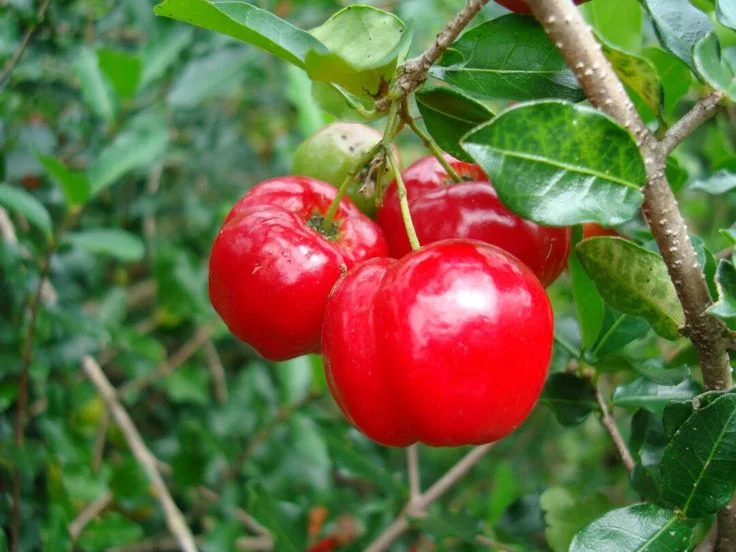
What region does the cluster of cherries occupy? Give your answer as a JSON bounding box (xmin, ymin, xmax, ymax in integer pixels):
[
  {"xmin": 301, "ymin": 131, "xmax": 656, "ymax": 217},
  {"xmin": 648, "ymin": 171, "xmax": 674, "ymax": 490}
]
[{"xmin": 208, "ymin": 119, "xmax": 600, "ymax": 448}]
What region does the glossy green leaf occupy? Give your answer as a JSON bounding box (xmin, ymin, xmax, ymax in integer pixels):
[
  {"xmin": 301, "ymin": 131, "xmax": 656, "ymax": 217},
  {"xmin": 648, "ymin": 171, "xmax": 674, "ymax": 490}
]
[
  {"xmin": 590, "ymin": 0, "xmax": 642, "ymax": 52},
  {"xmin": 306, "ymin": 5, "xmax": 409, "ymax": 97},
  {"xmin": 74, "ymin": 47, "xmax": 116, "ymax": 121},
  {"xmin": 707, "ymin": 259, "xmax": 736, "ymax": 330},
  {"xmin": 690, "ymin": 169, "xmax": 736, "ymax": 194},
  {"xmin": 0, "ymin": 183, "xmax": 52, "ymax": 239},
  {"xmin": 88, "ymin": 108, "xmax": 169, "ymax": 197},
  {"xmin": 431, "ymin": 15, "xmax": 584, "ymax": 102},
  {"xmin": 694, "ymin": 34, "xmax": 736, "ymax": 102},
  {"xmin": 602, "ymin": 42, "xmax": 662, "ymax": 118},
  {"xmin": 630, "ymin": 410, "xmax": 667, "ymax": 468},
  {"xmin": 570, "ymin": 235, "xmax": 605, "ymax": 349},
  {"xmin": 570, "ymin": 503, "xmax": 692, "ymax": 552},
  {"xmin": 462, "ymin": 101, "xmax": 645, "ymax": 226},
  {"xmin": 64, "ymin": 229, "xmax": 145, "ymax": 262},
  {"xmin": 643, "ymin": 48, "xmax": 692, "ymax": 117},
  {"xmin": 642, "ymin": 0, "xmax": 713, "ymax": 72},
  {"xmin": 97, "ymin": 48, "xmax": 141, "ymax": 100},
  {"xmin": 541, "ymin": 373, "xmax": 598, "ymax": 426},
  {"xmin": 661, "ymin": 393, "xmax": 736, "ymax": 516},
  {"xmin": 415, "ymin": 87, "xmax": 493, "ymax": 162},
  {"xmin": 631, "ymin": 360, "xmax": 690, "ymax": 386},
  {"xmin": 717, "ymin": 0, "xmax": 736, "ymax": 30},
  {"xmin": 154, "ymin": 0, "xmax": 327, "ymax": 69},
  {"xmin": 541, "ymin": 487, "xmax": 610, "ymax": 552},
  {"xmin": 612, "ymin": 377, "xmax": 702, "ymax": 414},
  {"xmin": 590, "ymin": 310, "xmax": 649, "ymax": 359},
  {"xmin": 38, "ymin": 155, "xmax": 90, "ymax": 207},
  {"xmin": 576, "ymin": 238, "xmax": 684, "ymax": 340}
]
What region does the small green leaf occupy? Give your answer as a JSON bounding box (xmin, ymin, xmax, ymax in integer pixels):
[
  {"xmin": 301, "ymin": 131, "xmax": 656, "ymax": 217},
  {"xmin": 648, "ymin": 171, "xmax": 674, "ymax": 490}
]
[
  {"xmin": 541, "ymin": 487, "xmax": 610, "ymax": 552},
  {"xmin": 694, "ymin": 34, "xmax": 736, "ymax": 102},
  {"xmin": 690, "ymin": 169, "xmax": 736, "ymax": 195},
  {"xmin": 612, "ymin": 377, "xmax": 702, "ymax": 414},
  {"xmin": 64, "ymin": 229, "xmax": 145, "ymax": 262},
  {"xmin": 420, "ymin": 512, "xmax": 478, "ymax": 544},
  {"xmin": 717, "ymin": 0, "xmax": 736, "ymax": 30},
  {"xmin": 74, "ymin": 47, "xmax": 116, "ymax": 122},
  {"xmin": 643, "ymin": 47, "xmax": 692, "ymax": 117},
  {"xmin": 38, "ymin": 156, "xmax": 90, "ymax": 207},
  {"xmin": 541, "ymin": 373, "xmax": 598, "ymax": 427},
  {"xmin": 602, "ymin": 41, "xmax": 663, "ymax": 119},
  {"xmin": 576, "ymin": 238, "xmax": 684, "ymax": 340},
  {"xmin": 570, "ymin": 229, "xmax": 605, "ymax": 349},
  {"xmin": 570, "ymin": 503, "xmax": 692, "ymax": 552},
  {"xmin": 274, "ymin": 356, "xmax": 312, "ymax": 405},
  {"xmin": 77, "ymin": 512, "xmax": 143, "ymax": 552},
  {"xmin": 463, "ymin": 101, "xmax": 645, "ymax": 226},
  {"xmin": 642, "ymin": 0, "xmax": 713, "ymax": 72},
  {"xmin": 140, "ymin": 27, "xmax": 193, "ymax": 88},
  {"xmin": 432, "ymin": 15, "xmax": 583, "ymax": 102},
  {"xmin": 590, "ymin": 310, "xmax": 650, "ymax": 359},
  {"xmin": 247, "ymin": 484, "xmax": 305, "ymax": 551},
  {"xmin": 661, "ymin": 393, "xmax": 736, "ymax": 516},
  {"xmin": 153, "ymin": 0, "xmax": 327, "ymax": 69},
  {"xmin": 589, "ymin": 0, "xmax": 642, "ymax": 52},
  {"xmin": 630, "ymin": 360, "xmax": 690, "ymax": 386},
  {"xmin": 630, "ymin": 409, "xmax": 667, "ymax": 468},
  {"xmin": 305, "ymin": 5, "xmax": 410, "ymax": 97},
  {"xmin": 96, "ymin": 48, "xmax": 142, "ymax": 100},
  {"xmin": 415, "ymin": 87, "xmax": 493, "ymax": 162},
  {"xmin": 0, "ymin": 183, "xmax": 52, "ymax": 239},
  {"xmin": 708, "ymin": 259, "xmax": 736, "ymax": 330}
]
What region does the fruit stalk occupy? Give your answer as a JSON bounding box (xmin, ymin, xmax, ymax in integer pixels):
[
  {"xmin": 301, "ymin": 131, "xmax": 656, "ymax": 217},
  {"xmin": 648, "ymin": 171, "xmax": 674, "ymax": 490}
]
[{"xmin": 388, "ymin": 151, "xmax": 420, "ymax": 251}]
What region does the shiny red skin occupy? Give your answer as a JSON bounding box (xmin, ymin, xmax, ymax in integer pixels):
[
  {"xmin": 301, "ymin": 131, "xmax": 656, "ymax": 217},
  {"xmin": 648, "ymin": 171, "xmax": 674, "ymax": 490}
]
[
  {"xmin": 583, "ymin": 223, "xmax": 618, "ymax": 239},
  {"xmin": 209, "ymin": 176, "xmax": 388, "ymax": 361},
  {"xmin": 495, "ymin": 0, "xmax": 590, "ymax": 15},
  {"xmin": 376, "ymin": 156, "xmax": 571, "ymax": 287},
  {"xmin": 322, "ymin": 240, "xmax": 554, "ymax": 447}
]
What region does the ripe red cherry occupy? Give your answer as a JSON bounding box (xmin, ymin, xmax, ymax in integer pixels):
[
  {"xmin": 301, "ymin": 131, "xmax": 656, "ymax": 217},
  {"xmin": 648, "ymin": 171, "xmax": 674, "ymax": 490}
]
[
  {"xmin": 322, "ymin": 239, "xmax": 554, "ymax": 447},
  {"xmin": 209, "ymin": 176, "xmax": 387, "ymax": 361},
  {"xmin": 495, "ymin": 0, "xmax": 590, "ymax": 15},
  {"xmin": 583, "ymin": 223, "xmax": 618, "ymax": 239},
  {"xmin": 376, "ymin": 156, "xmax": 571, "ymax": 287}
]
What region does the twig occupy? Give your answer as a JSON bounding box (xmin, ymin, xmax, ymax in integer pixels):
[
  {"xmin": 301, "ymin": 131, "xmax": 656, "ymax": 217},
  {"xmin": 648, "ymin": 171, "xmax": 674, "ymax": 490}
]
[
  {"xmin": 196, "ymin": 486, "xmax": 271, "ymax": 538},
  {"xmin": 526, "ymin": 0, "xmax": 734, "ymax": 545},
  {"xmin": 80, "ymin": 356, "xmax": 198, "ymax": 552},
  {"xmin": 0, "ymin": 0, "xmax": 54, "ymax": 88},
  {"xmin": 365, "ymin": 444, "xmax": 493, "ymax": 551},
  {"xmin": 595, "ymin": 388, "xmax": 635, "ymax": 472},
  {"xmin": 407, "ymin": 445, "xmax": 421, "ymax": 505},
  {"xmin": 663, "ymin": 91, "xmax": 726, "ymax": 154},
  {"xmin": 120, "ymin": 324, "xmax": 215, "ymax": 397},
  {"xmin": 69, "ymin": 492, "xmax": 113, "ymax": 541},
  {"xmin": 92, "ymin": 408, "xmax": 110, "ymax": 471},
  {"xmin": 0, "ymin": 207, "xmax": 18, "ymax": 242},
  {"xmin": 475, "ymin": 535, "xmax": 517, "ymax": 551},
  {"xmin": 375, "ymin": 0, "xmax": 490, "ymax": 111},
  {"xmin": 204, "ymin": 340, "xmax": 228, "ymax": 404}
]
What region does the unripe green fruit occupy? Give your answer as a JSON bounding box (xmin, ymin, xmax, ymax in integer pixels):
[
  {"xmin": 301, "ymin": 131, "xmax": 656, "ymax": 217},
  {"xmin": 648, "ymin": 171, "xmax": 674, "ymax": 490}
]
[{"xmin": 293, "ymin": 122, "xmax": 387, "ymax": 217}]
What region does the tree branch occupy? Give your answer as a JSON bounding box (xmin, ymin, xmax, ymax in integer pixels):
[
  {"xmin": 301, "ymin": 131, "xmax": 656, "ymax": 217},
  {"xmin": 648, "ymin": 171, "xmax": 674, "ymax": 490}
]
[
  {"xmin": 526, "ymin": 0, "xmax": 734, "ymax": 546},
  {"xmin": 663, "ymin": 91, "xmax": 726, "ymax": 154},
  {"xmin": 375, "ymin": 0, "xmax": 489, "ymax": 112},
  {"xmin": 69, "ymin": 492, "xmax": 113, "ymax": 541},
  {"xmin": 81, "ymin": 356, "xmax": 198, "ymax": 552},
  {"xmin": 365, "ymin": 444, "xmax": 493, "ymax": 551},
  {"xmin": 0, "ymin": 0, "xmax": 54, "ymax": 88},
  {"xmin": 595, "ymin": 388, "xmax": 635, "ymax": 472}
]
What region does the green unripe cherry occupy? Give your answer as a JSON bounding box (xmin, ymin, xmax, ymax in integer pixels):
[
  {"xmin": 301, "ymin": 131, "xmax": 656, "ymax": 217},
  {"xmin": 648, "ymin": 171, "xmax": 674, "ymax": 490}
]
[{"xmin": 293, "ymin": 122, "xmax": 389, "ymax": 217}]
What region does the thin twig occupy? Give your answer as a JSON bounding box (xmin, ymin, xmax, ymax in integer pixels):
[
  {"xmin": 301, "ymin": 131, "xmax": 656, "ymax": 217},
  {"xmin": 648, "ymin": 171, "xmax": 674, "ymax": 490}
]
[
  {"xmin": 663, "ymin": 91, "xmax": 726, "ymax": 154},
  {"xmin": 92, "ymin": 408, "xmax": 110, "ymax": 471},
  {"xmin": 0, "ymin": 207, "xmax": 18, "ymax": 242},
  {"xmin": 365, "ymin": 444, "xmax": 493, "ymax": 551},
  {"xmin": 407, "ymin": 445, "xmax": 421, "ymax": 505},
  {"xmin": 595, "ymin": 388, "xmax": 635, "ymax": 472},
  {"xmin": 81, "ymin": 356, "xmax": 198, "ymax": 552},
  {"xmin": 196, "ymin": 486, "xmax": 271, "ymax": 538},
  {"xmin": 204, "ymin": 340, "xmax": 228, "ymax": 404},
  {"xmin": 0, "ymin": 0, "xmax": 54, "ymax": 88},
  {"xmin": 375, "ymin": 0, "xmax": 490, "ymax": 111},
  {"xmin": 69, "ymin": 492, "xmax": 113, "ymax": 541}
]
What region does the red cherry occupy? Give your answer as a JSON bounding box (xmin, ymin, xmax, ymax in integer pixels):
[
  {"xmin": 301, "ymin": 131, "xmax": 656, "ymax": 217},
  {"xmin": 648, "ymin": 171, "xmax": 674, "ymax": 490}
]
[
  {"xmin": 583, "ymin": 223, "xmax": 618, "ymax": 239},
  {"xmin": 209, "ymin": 176, "xmax": 387, "ymax": 361},
  {"xmin": 376, "ymin": 156, "xmax": 571, "ymax": 287},
  {"xmin": 495, "ymin": 0, "xmax": 590, "ymax": 15},
  {"xmin": 322, "ymin": 239, "xmax": 553, "ymax": 447}
]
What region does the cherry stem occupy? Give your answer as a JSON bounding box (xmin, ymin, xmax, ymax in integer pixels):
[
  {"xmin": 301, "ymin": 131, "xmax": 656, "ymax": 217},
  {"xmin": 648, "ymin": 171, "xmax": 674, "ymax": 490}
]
[
  {"xmin": 407, "ymin": 445, "xmax": 421, "ymax": 503},
  {"xmin": 388, "ymin": 151, "xmax": 421, "ymax": 251},
  {"xmin": 401, "ymin": 98, "xmax": 462, "ymax": 183},
  {"xmin": 321, "ymin": 143, "xmax": 383, "ymax": 233}
]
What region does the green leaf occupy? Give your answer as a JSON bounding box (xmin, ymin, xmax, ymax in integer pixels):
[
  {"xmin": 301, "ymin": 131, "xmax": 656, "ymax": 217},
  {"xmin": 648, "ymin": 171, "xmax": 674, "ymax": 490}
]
[
  {"xmin": 38, "ymin": 155, "xmax": 91, "ymax": 207},
  {"xmin": 286, "ymin": 66, "xmax": 330, "ymax": 137},
  {"xmin": 541, "ymin": 487, "xmax": 610, "ymax": 552},
  {"xmin": 153, "ymin": 0, "xmax": 327, "ymax": 69},
  {"xmin": 305, "ymin": 5, "xmax": 410, "ymax": 97},
  {"xmin": 140, "ymin": 27, "xmax": 193, "ymax": 88},
  {"xmin": 74, "ymin": 47, "xmax": 116, "ymax": 122},
  {"xmin": 247, "ymin": 484, "xmax": 305, "ymax": 551},
  {"xmin": 630, "ymin": 409, "xmax": 667, "ymax": 468},
  {"xmin": 420, "ymin": 512, "xmax": 478, "ymax": 544},
  {"xmin": 612, "ymin": 377, "xmax": 702, "ymax": 414},
  {"xmin": 77, "ymin": 512, "xmax": 143, "ymax": 552},
  {"xmin": 590, "ymin": 310, "xmax": 650, "ymax": 359},
  {"xmin": 570, "ymin": 503, "xmax": 692, "ymax": 551},
  {"xmin": 274, "ymin": 356, "xmax": 312, "ymax": 405},
  {"xmin": 569, "ymin": 229, "xmax": 605, "ymax": 349},
  {"xmin": 432, "ymin": 15, "xmax": 584, "ymax": 102},
  {"xmin": 287, "ymin": 414, "xmax": 331, "ymax": 491},
  {"xmin": 602, "ymin": 41, "xmax": 662, "ymax": 119},
  {"xmin": 642, "ymin": 0, "xmax": 713, "ymax": 72},
  {"xmin": 717, "ymin": 0, "xmax": 736, "ymax": 30},
  {"xmin": 88, "ymin": 108, "xmax": 169, "ymax": 197},
  {"xmin": 690, "ymin": 169, "xmax": 736, "ymax": 194},
  {"xmin": 541, "ymin": 373, "xmax": 598, "ymax": 427},
  {"xmin": 661, "ymin": 393, "xmax": 736, "ymax": 516},
  {"xmin": 694, "ymin": 33, "xmax": 736, "ymax": 102},
  {"xmin": 630, "ymin": 360, "xmax": 690, "ymax": 386},
  {"xmin": 0, "ymin": 183, "xmax": 52, "ymax": 239},
  {"xmin": 708, "ymin": 259, "xmax": 736, "ymax": 330},
  {"xmin": 576, "ymin": 238, "xmax": 685, "ymax": 340},
  {"xmin": 644, "ymin": 48, "xmax": 692, "ymax": 117},
  {"xmin": 462, "ymin": 101, "xmax": 645, "ymax": 226},
  {"xmin": 96, "ymin": 48, "xmax": 141, "ymax": 100},
  {"xmin": 164, "ymin": 363, "xmax": 210, "ymax": 405},
  {"xmin": 415, "ymin": 87, "xmax": 493, "ymax": 162},
  {"xmin": 589, "ymin": 0, "xmax": 642, "ymax": 52},
  {"xmin": 64, "ymin": 229, "xmax": 145, "ymax": 262}
]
